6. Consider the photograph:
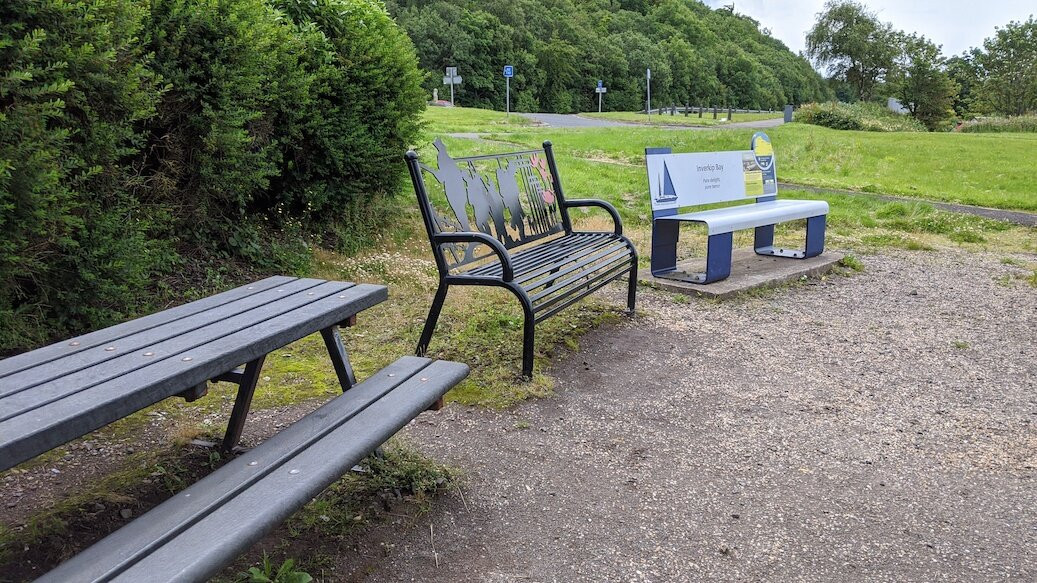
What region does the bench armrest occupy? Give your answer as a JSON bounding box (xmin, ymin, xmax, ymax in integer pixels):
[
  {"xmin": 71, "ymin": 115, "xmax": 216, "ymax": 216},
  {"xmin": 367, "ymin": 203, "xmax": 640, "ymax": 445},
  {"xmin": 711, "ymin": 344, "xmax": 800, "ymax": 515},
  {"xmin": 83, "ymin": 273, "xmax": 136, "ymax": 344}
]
[
  {"xmin": 563, "ymin": 199, "xmax": 623, "ymax": 235},
  {"xmin": 433, "ymin": 232, "xmax": 515, "ymax": 281}
]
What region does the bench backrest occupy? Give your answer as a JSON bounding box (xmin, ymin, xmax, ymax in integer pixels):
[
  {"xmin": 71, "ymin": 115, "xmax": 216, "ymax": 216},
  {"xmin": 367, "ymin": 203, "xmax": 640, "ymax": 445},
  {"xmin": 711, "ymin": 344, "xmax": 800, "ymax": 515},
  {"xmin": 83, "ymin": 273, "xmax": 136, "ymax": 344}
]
[
  {"xmin": 646, "ymin": 132, "xmax": 778, "ymax": 219},
  {"xmin": 406, "ymin": 139, "xmax": 570, "ymax": 271}
]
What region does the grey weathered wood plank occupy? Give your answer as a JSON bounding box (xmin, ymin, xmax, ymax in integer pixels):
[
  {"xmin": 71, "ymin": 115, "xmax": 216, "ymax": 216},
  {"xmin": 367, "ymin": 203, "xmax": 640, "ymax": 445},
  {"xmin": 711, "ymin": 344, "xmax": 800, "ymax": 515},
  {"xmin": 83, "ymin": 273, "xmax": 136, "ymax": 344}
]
[
  {"xmin": 0, "ymin": 276, "xmax": 294, "ymax": 379},
  {"xmin": 35, "ymin": 357, "xmax": 469, "ymax": 583},
  {"xmin": 0, "ymin": 281, "xmax": 352, "ymax": 414},
  {"xmin": 0, "ymin": 278, "xmax": 326, "ymax": 396},
  {"xmin": 0, "ymin": 283, "xmax": 387, "ymax": 471}
]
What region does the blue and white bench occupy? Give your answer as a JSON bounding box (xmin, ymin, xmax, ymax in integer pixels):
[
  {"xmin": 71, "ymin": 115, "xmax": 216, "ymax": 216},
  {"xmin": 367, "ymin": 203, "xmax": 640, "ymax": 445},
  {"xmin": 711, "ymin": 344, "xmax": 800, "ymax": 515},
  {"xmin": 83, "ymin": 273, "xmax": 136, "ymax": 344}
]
[{"xmin": 645, "ymin": 132, "xmax": 828, "ymax": 284}]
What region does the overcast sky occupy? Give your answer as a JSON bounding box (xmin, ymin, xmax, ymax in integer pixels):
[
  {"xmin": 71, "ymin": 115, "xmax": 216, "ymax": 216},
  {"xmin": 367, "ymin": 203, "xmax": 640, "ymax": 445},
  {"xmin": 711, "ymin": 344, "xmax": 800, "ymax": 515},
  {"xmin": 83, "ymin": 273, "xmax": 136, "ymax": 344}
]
[{"xmin": 704, "ymin": 1, "xmax": 1034, "ymax": 59}]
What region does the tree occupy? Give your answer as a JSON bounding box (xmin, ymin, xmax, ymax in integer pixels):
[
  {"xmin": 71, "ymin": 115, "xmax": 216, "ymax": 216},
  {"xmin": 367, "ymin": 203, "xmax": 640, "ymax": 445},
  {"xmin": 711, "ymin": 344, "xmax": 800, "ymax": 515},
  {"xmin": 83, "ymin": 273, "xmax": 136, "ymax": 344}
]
[
  {"xmin": 806, "ymin": 0, "xmax": 900, "ymax": 101},
  {"xmin": 945, "ymin": 50, "xmax": 985, "ymax": 117},
  {"xmin": 977, "ymin": 17, "xmax": 1037, "ymax": 116},
  {"xmin": 893, "ymin": 35, "xmax": 958, "ymax": 130}
]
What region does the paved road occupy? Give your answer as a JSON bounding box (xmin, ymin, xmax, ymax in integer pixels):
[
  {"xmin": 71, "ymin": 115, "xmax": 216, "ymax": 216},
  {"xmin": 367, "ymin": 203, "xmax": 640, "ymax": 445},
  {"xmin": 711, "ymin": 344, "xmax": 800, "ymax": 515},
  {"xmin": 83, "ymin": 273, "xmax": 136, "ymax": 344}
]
[{"xmin": 520, "ymin": 112, "xmax": 785, "ymax": 129}]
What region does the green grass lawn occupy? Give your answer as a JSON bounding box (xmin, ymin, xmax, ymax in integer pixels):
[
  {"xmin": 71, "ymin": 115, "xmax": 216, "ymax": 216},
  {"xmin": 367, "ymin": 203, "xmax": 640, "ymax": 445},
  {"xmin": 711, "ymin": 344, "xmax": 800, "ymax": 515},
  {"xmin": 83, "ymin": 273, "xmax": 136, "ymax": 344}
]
[
  {"xmin": 421, "ymin": 105, "xmax": 532, "ymax": 134},
  {"xmin": 582, "ymin": 110, "xmax": 782, "ymax": 126},
  {"xmin": 470, "ymin": 121, "xmax": 1037, "ymax": 212}
]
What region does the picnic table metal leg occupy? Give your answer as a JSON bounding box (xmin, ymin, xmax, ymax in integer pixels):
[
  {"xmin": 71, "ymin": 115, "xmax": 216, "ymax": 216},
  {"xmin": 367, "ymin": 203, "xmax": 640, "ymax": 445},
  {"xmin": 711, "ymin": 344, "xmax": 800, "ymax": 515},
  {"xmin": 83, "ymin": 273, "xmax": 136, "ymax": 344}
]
[
  {"xmin": 221, "ymin": 355, "xmax": 267, "ymax": 452},
  {"xmin": 320, "ymin": 325, "xmax": 356, "ymax": 391}
]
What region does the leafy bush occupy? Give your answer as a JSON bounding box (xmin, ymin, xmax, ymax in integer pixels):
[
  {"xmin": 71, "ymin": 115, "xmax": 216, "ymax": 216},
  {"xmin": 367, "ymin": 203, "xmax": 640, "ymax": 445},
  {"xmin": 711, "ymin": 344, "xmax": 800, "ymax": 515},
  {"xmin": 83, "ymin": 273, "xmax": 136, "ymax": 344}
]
[
  {"xmin": 959, "ymin": 115, "xmax": 1037, "ymax": 133},
  {"xmin": 270, "ymin": 0, "xmax": 426, "ymax": 251},
  {"xmin": 143, "ymin": 0, "xmax": 313, "ymax": 268},
  {"xmin": 0, "ymin": 0, "xmax": 426, "ymax": 352},
  {"xmin": 0, "ymin": 0, "xmax": 173, "ymax": 349},
  {"xmin": 796, "ymin": 101, "xmax": 927, "ymax": 132}
]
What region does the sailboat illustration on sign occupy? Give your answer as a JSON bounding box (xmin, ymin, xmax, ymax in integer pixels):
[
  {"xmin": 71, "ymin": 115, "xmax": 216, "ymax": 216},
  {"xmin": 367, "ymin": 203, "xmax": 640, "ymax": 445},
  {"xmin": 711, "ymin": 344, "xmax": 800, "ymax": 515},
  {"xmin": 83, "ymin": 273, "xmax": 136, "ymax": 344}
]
[{"xmin": 655, "ymin": 160, "xmax": 678, "ymax": 204}]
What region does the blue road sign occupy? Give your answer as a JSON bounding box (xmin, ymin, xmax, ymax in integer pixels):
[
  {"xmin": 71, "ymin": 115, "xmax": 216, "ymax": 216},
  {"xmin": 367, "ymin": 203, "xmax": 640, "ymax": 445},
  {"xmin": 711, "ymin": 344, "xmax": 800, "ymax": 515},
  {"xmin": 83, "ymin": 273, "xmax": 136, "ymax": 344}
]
[
  {"xmin": 597, "ymin": 79, "xmax": 603, "ymax": 88},
  {"xmin": 503, "ymin": 65, "xmax": 514, "ymax": 78}
]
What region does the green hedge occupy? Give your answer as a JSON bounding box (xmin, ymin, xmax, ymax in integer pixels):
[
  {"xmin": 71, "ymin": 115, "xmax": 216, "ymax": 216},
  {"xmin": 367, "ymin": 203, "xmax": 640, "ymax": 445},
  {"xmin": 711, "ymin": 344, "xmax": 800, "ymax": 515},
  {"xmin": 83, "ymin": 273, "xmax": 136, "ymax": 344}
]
[
  {"xmin": 796, "ymin": 101, "xmax": 926, "ymax": 132},
  {"xmin": 0, "ymin": 0, "xmax": 425, "ymax": 352},
  {"xmin": 0, "ymin": 0, "xmax": 173, "ymax": 349}
]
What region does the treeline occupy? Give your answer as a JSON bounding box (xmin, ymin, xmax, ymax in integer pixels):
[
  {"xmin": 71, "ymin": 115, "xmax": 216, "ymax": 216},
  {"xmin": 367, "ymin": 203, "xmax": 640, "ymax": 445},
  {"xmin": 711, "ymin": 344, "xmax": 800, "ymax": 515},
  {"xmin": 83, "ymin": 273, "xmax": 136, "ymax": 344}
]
[
  {"xmin": 386, "ymin": 0, "xmax": 832, "ymax": 113},
  {"xmin": 0, "ymin": 0, "xmax": 425, "ymax": 351},
  {"xmin": 807, "ymin": 1, "xmax": 1037, "ymax": 130}
]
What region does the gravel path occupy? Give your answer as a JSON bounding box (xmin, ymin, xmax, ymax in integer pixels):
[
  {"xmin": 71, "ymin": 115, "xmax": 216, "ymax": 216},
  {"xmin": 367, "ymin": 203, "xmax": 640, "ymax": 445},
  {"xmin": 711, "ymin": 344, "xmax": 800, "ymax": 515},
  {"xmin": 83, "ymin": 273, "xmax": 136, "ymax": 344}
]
[{"xmin": 352, "ymin": 249, "xmax": 1036, "ymax": 582}]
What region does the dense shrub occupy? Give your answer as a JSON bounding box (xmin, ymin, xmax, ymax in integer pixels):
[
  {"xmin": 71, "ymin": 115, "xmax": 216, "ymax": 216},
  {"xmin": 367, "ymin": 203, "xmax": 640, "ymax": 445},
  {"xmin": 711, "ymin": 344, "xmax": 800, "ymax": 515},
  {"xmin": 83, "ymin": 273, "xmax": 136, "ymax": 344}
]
[
  {"xmin": 143, "ymin": 0, "xmax": 314, "ymax": 268},
  {"xmin": 270, "ymin": 0, "xmax": 426, "ymax": 251},
  {"xmin": 958, "ymin": 115, "xmax": 1037, "ymax": 133},
  {"xmin": 0, "ymin": 0, "xmax": 426, "ymax": 352},
  {"xmin": 0, "ymin": 0, "xmax": 173, "ymax": 349},
  {"xmin": 796, "ymin": 101, "xmax": 927, "ymax": 132}
]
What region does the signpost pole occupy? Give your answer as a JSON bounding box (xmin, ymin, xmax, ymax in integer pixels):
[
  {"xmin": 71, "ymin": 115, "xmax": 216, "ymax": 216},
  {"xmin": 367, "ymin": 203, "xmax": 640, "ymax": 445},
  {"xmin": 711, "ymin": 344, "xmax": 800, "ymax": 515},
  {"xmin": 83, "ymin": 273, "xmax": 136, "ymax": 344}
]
[
  {"xmin": 646, "ymin": 68, "xmax": 651, "ymax": 116},
  {"xmin": 503, "ymin": 65, "xmax": 514, "ymax": 116}
]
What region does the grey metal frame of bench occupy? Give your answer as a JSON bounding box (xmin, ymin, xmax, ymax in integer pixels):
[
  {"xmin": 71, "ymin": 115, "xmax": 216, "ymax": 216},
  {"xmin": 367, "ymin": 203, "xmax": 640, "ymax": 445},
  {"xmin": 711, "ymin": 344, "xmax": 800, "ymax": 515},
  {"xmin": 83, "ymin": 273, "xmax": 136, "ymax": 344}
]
[
  {"xmin": 406, "ymin": 139, "xmax": 638, "ymax": 378},
  {"xmin": 0, "ymin": 276, "xmax": 469, "ymax": 582},
  {"xmin": 646, "ymin": 132, "xmax": 828, "ymax": 284}
]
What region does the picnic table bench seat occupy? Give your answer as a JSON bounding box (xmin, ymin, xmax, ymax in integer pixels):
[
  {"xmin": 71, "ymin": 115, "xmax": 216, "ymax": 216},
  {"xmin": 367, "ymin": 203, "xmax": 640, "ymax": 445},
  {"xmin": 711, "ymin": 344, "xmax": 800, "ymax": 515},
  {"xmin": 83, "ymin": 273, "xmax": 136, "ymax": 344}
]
[
  {"xmin": 35, "ymin": 356, "xmax": 467, "ymax": 583},
  {"xmin": 0, "ymin": 276, "xmax": 469, "ymax": 582},
  {"xmin": 406, "ymin": 139, "xmax": 638, "ymax": 378}
]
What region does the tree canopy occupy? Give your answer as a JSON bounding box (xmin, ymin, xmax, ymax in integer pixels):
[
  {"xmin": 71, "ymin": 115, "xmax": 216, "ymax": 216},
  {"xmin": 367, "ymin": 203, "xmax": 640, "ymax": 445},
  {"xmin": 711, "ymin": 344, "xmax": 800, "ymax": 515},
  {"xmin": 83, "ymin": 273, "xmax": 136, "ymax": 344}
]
[{"xmin": 386, "ymin": 0, "xmax": 832, "ymax": 112}]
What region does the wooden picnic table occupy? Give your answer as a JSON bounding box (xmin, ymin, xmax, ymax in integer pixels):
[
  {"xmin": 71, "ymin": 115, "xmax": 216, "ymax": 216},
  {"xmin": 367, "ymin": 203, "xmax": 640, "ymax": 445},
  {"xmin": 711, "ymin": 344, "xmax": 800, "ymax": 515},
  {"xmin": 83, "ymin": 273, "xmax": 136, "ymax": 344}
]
[{"xmin": 0, "ymin": 276, "xmax": 386, "ymax": 472}]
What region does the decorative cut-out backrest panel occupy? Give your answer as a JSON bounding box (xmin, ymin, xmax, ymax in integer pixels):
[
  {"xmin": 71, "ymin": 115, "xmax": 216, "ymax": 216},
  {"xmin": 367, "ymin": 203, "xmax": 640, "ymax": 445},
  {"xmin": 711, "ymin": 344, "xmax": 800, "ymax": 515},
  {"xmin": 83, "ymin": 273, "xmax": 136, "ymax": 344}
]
[{"xmin": 418, "ymin": 139, "xmax": 564, "ymax": 269}]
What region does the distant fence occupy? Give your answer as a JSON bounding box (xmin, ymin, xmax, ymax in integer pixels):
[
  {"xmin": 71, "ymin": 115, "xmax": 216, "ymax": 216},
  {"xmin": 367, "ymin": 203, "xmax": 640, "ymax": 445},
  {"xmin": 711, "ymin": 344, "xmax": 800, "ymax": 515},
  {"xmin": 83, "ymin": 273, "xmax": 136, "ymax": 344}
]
[{"xmin": 643, "ymin": 105, "xmax": 783, "ymax": 118}]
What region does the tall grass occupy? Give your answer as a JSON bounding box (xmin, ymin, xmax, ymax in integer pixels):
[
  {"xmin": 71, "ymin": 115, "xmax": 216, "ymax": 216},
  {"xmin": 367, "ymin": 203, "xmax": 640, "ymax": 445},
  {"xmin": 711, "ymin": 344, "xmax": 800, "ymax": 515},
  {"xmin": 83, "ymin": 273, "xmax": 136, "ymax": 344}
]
[
  {"xmin": 959, "ymin": 115, "xmax": 1037, "ymax": 133},
  {"xmin": 797, "ymin": 102, "xmax": 926, "ymax": 132}
]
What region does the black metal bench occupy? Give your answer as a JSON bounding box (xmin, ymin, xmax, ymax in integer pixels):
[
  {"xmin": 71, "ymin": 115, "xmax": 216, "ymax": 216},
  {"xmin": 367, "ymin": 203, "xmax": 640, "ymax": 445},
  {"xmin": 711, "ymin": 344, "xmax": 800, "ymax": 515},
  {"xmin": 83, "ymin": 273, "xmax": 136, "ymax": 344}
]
[
  {"xmin": 0, "ymin": 276, "xmax": 468, "ymax": 582},
  {"xmin": 405, "ymin": 139, "xmax": 638, "ymax": 378}
]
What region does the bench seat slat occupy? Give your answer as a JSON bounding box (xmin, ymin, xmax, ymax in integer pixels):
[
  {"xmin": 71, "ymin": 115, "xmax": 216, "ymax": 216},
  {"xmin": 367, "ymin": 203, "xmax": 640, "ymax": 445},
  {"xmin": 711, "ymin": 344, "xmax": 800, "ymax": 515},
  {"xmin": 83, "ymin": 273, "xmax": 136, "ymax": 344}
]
[
  {"xmin": 530, "ymin": 255, "xmax": 633, "ymax": 311},
  {"xmin": 36, "ymin": 356, "xmax": 468, "ymax": 583},
  {"xmin": 0, "ymin": 284, "xmax": 387, "ymax": 471},
  {"xmin": 657, "ymin": 199, "xmax": 829, "ymax": 235},
  {"xmin": 0, "ymin": 276, "xmax": 295, "ymax": 380},
  {"xmin": 464, "ymin": 232, "xmax": 611, "ymax": 277},
  {"xmin": 519, "ymin": 241, "xmax": 631, "ymax": 288},
  {"xmin": 0, "ymin": 279, "xmax": 328, "ymax": 396}
]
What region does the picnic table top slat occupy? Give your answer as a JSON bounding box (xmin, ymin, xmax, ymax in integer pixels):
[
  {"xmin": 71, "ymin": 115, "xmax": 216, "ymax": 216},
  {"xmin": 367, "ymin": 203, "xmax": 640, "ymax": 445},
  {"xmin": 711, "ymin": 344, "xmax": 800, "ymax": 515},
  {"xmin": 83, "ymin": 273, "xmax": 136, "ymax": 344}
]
[
  {"xmin": 0, "ymin": 280, "xmax": 387, "ymax": 472},
  {"xmin": 0, "ymin": 276, "xmax": 295, "ymax": 379},
  {"xmin": 0, "ymin": 278, "xmax": 330, "ymax": 397},
  {"xmin": 0, "ymin": 280, "xmax": 351, "ymax": 414}
]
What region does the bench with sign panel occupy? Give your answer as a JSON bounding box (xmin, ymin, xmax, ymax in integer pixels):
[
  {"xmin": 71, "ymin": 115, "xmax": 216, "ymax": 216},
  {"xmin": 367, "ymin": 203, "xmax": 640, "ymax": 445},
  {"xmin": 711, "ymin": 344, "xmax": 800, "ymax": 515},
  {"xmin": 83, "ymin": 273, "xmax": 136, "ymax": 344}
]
[
  {"xmin": 645, "ymin": 132, "xmax": 828, "ymax": 284},
  {"xmin": 1, "ymin": 276, "xmax": 468, "ymax": 582}
]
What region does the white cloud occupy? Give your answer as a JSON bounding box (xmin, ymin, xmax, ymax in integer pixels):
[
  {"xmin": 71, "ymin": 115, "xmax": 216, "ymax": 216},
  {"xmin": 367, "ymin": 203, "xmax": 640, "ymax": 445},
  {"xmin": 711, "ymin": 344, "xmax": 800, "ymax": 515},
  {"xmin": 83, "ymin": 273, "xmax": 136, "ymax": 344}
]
[{"xmin": 703, "ymin": 1, "xmax": 1034, "ymax": 58}]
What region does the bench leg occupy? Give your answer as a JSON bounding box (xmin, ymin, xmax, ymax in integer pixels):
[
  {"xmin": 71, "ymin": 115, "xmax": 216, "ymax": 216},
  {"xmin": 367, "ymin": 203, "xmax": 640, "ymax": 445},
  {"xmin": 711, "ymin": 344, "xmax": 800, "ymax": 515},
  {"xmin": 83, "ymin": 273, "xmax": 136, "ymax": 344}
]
[
  {"xmin": 416, "ymin": 283, "xmax": 449, "ymax": 357},
  {"xmin": 699, "ymin": 232, "xmax": 733, "ymax": 283},
  {"xmin": 754, "ymin": 215, "xmax": 827, "ymax": 259},
  {"xmin": 626, "ymin": 259, "xmax": 638, "ymax": 314},
  {"xmin": 804, "ymin": 215, "xmax": 827, "ymax": 258},
  {"xmin": 650, "ymin": 219, "xmax": 680, "ymax": 277},
  {"xmin": 221, "ymin": 355, "xmax": 266, "ymax": 452},
  {"xmin": 321, "ymin": 325, "xmax": 356, "ymax": 391},
  {"xmin": 521, "ymin": 308, "xmax": 535, "ymax": 379}
]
